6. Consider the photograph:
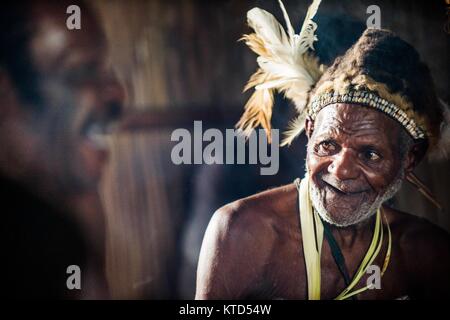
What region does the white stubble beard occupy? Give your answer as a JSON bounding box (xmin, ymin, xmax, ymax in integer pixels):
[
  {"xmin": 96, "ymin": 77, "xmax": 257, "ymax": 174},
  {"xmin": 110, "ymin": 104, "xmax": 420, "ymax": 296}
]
[{"xmin": 307, "ymin": 165, "xmax": 405, "ymax": 227}]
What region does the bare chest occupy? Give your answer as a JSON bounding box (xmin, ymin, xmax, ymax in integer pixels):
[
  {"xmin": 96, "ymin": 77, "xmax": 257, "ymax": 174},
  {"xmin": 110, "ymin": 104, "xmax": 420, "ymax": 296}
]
[{"xmin": 251, "ymin": 231, "xmax": 411, "ymax": 300}]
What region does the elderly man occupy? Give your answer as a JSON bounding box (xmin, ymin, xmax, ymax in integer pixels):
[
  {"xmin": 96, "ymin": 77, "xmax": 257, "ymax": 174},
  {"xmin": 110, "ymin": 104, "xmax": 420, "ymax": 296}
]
[
  {"xmin": 196, "ymin": 1, "xmax": 450, "ymax": 300},
  {"xmin": 0, "ymin": 0, "xmax": 124, "ymax": 298}
]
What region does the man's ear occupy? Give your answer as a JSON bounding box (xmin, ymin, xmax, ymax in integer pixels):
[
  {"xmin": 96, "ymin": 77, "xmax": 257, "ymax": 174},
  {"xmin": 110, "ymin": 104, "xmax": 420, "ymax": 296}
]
[
  {"xmin": 404, "ymin": 140, "xmax": 427, "ymax": 174},
  {"xmin": 305, "ymin": 116, "xmax": 314, "ymax": 140}
]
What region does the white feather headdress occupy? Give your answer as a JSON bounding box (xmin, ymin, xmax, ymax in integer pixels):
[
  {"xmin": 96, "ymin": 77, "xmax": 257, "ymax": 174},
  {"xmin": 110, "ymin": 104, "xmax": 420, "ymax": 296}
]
[{"xmin": 236, "ymin": 0, "xmax": 325, "ymax": 146}]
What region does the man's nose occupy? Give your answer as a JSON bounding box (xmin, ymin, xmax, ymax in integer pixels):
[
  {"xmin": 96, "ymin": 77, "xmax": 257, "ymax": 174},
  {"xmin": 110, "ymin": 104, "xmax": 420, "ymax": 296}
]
[{"xmin": 328, "ymin": 148, "xmax": 359, "ymax": 180}]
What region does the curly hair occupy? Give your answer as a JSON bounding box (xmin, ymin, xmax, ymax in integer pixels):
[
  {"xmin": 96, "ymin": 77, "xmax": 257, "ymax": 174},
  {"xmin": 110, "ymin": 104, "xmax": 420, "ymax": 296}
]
[
  {"xmin": 310, "ymin": 28, "xmax": 443, "ymax": 149},
  {"xmin": 0, "ymin": 1, "xmax": 43, "ymax": 109}
]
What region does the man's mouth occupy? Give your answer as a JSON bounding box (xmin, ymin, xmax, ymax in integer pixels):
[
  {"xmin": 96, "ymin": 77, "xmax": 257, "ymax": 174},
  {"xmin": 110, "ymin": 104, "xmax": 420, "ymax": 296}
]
[
  {"xmin": 322, "ymin": 180, "xmax": 368, "ymax": 197},
  {"xmin": 75, "ymin": 116, "xmax": 120, "ymax": 182},
  {"xmin": 80, "ymin": 117, "xmax": 118, "ymax": 151}
]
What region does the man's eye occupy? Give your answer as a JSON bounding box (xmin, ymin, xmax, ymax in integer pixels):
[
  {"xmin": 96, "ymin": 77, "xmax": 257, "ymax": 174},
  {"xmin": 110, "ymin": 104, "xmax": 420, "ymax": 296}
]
[
  {"xmin": 363, "ymin": 150, "xmax": 381, "ymax": 162},
  {"xmin": 316, "ymin": 141, "xmax": 337, "ymax": 155}
]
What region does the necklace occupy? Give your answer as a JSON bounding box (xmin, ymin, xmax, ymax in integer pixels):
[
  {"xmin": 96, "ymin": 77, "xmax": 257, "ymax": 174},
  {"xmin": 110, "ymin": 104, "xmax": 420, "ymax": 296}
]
[{"xmin": 295, "ymin": 177, "xmax": 392, "ymax": 300}]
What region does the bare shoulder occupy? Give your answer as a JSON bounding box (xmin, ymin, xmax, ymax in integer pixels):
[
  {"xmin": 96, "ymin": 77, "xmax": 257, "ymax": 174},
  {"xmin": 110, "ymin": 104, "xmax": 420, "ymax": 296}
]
[
  {"xmin": 195, "ymin": 183, "xmax": 298, "ymax": 299},
  {"xmin": 384, "ymin": 206, "xmax": 450, "ymax": 249},
  {"xmin": 384, "ymin": 206, "xmax": 450, "ymax": 293},
  {"xmin": 210, "ymin": 182, "xmax": 299, "ymax": 236},
  {"xmin": 380, "ymin": 206, "xmax": 450, "ymax": 298}
]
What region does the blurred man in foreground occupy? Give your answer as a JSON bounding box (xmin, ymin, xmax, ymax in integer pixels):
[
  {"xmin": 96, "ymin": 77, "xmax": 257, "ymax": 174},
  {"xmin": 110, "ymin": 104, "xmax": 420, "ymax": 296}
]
[{"xmin": 0, "ymin": 0, "xmax": 124, "ymax": 298}]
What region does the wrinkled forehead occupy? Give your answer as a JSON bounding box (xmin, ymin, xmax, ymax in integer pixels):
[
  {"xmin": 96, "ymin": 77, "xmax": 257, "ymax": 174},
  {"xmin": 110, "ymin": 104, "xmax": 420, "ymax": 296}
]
[
  {"xmin": 313, "ymin": 103, "xmax": 402, "ymax": 143},
  {"xmin": 28, "ymin": 1, "xmax": 106, "ymax": 73}
]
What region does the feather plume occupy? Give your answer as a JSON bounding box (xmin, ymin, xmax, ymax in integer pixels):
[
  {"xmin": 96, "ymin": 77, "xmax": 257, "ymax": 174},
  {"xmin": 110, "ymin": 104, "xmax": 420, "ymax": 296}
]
[
  {"xmin": 278, "ymin": 0, "xmax": 295, "ymax": 41},
  {"xmin": 281, "ymin": 112, "xmax": 308, "ymax": 146},
  {"xmin": 295, "ymin": 0, "xmax": 322, "ymax": 54},
  {"xmin": 236, "ymin": 0, "xmax": 324, "ymax": 144},
  {"xmin": 236, "ymin": 88, "xmax": 275, "ymax": 142}
]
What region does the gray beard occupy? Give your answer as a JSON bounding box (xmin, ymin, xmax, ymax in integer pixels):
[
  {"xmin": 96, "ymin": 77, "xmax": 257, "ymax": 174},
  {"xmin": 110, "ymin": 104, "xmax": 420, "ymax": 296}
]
[{"xmin": 308, "ymin": 168, "xmax": 404, "ymax": 227}]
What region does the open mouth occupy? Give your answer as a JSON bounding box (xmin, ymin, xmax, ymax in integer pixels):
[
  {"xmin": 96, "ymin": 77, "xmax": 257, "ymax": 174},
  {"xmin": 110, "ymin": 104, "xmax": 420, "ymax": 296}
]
[
  {"xmin": 322, "ymin": 180, "xmax": 368, "ymax": 197},
  {"xmin": 80, "ymin": 117, "xmax": 119, "ymax": 151}
]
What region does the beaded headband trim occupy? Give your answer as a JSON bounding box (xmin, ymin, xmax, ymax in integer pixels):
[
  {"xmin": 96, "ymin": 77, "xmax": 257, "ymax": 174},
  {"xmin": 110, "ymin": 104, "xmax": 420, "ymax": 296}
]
[{"xmin": 308, "ymin": 90, "xmax": 427, "ymax": 140}]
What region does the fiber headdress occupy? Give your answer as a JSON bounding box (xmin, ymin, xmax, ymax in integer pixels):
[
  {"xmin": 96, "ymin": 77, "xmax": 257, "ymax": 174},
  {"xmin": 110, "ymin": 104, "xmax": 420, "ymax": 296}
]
[
  {"xmin": 237, "ymin": 0, "xmax": 449, "ymax": 161},
  {"xmin": 236, "ymin": 0, "xmax": 325, "ymax": 145}
]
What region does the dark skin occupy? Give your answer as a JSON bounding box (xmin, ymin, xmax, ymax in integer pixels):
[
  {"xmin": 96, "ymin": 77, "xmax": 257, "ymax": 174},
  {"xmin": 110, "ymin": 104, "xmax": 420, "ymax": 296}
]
[
  {"xmin": 0, "ymin": 1, "xmax": 125, "ymax": 194},
  {"xmin": 196, "ymin": 103, "xmax": 450, "ymax": 299}
]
